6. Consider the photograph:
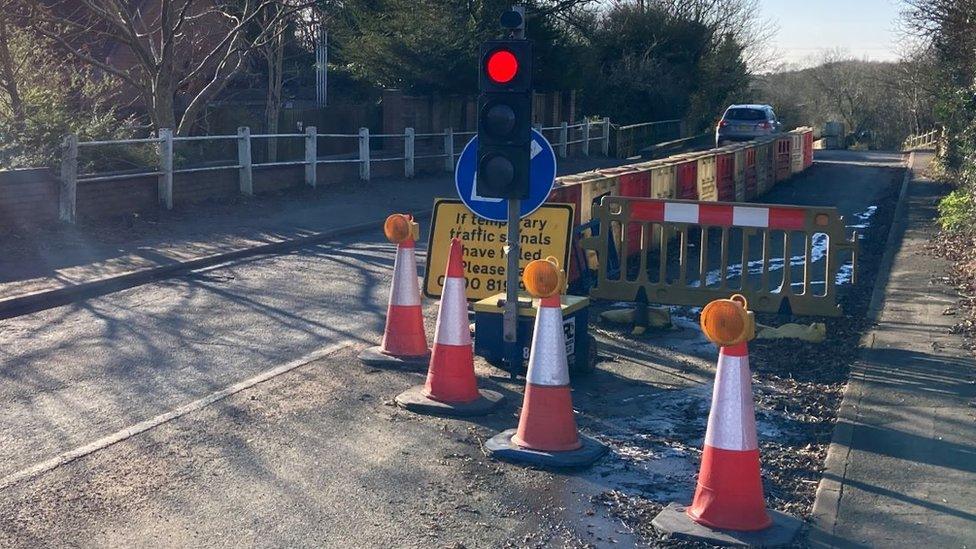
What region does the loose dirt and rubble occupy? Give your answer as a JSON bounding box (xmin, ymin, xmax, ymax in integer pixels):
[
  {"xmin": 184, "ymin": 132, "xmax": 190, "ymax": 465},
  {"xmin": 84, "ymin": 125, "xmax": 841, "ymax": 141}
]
[{"xmin": 929, "ymin": 226, "xmax": 976, "ymax": 354}]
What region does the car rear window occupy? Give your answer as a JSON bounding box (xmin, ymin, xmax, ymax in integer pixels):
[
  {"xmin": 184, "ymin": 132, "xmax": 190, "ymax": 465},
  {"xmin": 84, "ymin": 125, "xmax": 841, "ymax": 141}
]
[{"xmin": 725, "ymin": 108, "xmax": 766, "ymax": 121}]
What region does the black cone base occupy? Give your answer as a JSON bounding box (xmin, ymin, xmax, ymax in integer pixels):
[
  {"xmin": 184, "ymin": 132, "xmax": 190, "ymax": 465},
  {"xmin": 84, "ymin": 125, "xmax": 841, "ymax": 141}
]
[
  {"xmin": 395, "ymin": 385, "xmax": 504, "ymax": 417},
  {"xmin": 483, "ymin": 428, "xmax": 607, "ymax": 469},
  {"xmin": 359, "ymin": 346, "xmax": 430, "ymax": 370},
  {"xmin": 651, "ymin": 503, "xmax": 801, "ymax": 547}
]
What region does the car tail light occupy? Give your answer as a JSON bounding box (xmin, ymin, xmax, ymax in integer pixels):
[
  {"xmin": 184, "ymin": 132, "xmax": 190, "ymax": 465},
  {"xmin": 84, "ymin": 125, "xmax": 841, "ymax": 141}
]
[
  {"xmin": 719, "ymin": 120, "xmax": 730, "ymax": 128},
  {"xmin": 757, "ymin": 122, "xmax": 770, "ymax": 130}
]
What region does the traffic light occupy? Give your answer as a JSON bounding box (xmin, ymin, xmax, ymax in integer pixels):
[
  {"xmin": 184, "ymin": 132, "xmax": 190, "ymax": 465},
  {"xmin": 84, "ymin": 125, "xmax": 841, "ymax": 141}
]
[{"xmin": 477, "ymin": 39, "xmax": 533, "ymax": 199}]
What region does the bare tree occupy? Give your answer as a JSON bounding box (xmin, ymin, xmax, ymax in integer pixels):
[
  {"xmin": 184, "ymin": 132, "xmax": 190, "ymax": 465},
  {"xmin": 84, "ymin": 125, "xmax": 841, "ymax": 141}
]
[
  {"xmin": 613, "ymin": 0, "xmax": 778, "ymax": 73},
  {"xmin": 0, "ymin": 4, "xmax": 24, "ymax": 129},
  {"xmin": 260, "ymin": 4, "xmax": 287, "ymax": 161},
  {"xmin": 891, "ymin": 41, "xmax": 938, "ymax": 134},
  {"xmin": 26, "ymin": 0, "xmax": 314, "ymax": 135},
  {"xmin": 805, "ymin": 50, "xmax": 884, "ymax": 136}
]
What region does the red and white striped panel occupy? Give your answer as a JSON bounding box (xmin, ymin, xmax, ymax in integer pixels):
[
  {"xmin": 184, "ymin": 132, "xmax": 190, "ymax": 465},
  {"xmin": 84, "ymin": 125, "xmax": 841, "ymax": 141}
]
[{"xmin": 628, "ymin": 199, "xmax": 806, "ymax": 230}]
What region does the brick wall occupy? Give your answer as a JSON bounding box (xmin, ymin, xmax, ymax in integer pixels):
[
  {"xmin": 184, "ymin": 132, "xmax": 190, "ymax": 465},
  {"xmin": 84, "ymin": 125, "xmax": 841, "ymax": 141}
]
[
  {"xmin": 254, "ymin": 165, "xmax": 304, "ymax": 194},
  {"xmin": 0, "ymin": 152, "xmax": 454, "ymax": 227},
  {"xmin": 0, "ymin": 169, "xmax": 59, "ymax": 229},
  {"xmin": 380, "ymin": 89, "xmax": 579, "ymax": 138},
  {"xmin": 174, "ymin": 169, "xmax": 239, "ymax": 204},
  {"xmin": 76, "ymin": 174, "xmax": 157, "ymax": 221}
]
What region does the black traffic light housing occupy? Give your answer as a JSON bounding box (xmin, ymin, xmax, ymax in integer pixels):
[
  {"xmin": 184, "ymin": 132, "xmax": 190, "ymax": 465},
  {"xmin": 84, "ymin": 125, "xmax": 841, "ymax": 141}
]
[{"xmin": 477, "ymin": 39, "xmax": 533, "ymax": 199}]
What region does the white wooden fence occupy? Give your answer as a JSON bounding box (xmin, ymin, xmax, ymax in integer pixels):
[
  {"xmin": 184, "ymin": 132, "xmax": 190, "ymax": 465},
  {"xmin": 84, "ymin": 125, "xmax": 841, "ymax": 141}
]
[
  {"xmin": 58, "ymin": 118, "xmax": 614, "ymax": 223},
  {"xmin": 903, "ymin": 129, "xmax": 940, "ymax": 151}
]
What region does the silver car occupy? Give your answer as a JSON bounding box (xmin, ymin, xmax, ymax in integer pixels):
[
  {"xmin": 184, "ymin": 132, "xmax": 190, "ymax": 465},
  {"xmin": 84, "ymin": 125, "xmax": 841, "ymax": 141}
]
[{"xmin": 715, "ymin": 104, "xmax": 782, "ymax": 146}]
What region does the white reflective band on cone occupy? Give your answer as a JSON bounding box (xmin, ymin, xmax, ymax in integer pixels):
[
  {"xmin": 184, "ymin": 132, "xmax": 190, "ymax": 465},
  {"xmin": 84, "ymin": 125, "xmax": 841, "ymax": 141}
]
[
  {"xmin": 525, "ymin": 307, "xmax": 570, "ymax": 386},
  {"xmin": 390, "ymin": 246, "xmax": 421, "ymax": 306},
  {"xmin": 434, "ymin": 277, "xmax": 471, "ymax": 346},
  {"xmin": 703, "ymin": 353, "xmax": 759, "ymax": 451}
]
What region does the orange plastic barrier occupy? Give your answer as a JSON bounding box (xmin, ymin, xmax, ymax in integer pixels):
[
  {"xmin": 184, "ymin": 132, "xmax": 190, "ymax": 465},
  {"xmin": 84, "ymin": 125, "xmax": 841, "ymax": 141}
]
[
  {"xmin": 716, "ymin": 151, "xmax": 735, "ymax": 202},
  {"xmin": 775, "ymin": 136, "xmax": 791, "ymax": 182},
  {"xmin": 744, "ymin": 146, "xmax": 757, "ymax": 200},
  {"xmin": 803, "ymin": 131, "xmax": 814, "ymax": 168},
  {"xmin": 676, "ymin": 159, "xmax": 698, "ymax": 200}
]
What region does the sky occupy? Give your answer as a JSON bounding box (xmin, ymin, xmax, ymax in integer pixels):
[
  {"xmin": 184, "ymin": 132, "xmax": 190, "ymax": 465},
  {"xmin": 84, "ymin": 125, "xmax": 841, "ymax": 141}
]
[{"xmin": 759, "ymin": 0, "xmax": 904, "ymax": 66}]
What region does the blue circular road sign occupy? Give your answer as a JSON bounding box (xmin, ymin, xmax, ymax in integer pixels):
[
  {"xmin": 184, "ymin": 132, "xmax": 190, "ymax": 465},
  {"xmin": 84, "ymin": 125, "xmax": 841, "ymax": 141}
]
[{"xmin": 454, "ymin": 129, "xmax": 557, "ymax": 222}]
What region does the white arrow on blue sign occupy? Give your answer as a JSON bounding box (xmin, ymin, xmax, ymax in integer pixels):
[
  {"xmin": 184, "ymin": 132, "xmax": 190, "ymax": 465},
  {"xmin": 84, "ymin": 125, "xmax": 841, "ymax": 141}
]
[{"xmin": 454, "ymin": 128, "xmax": 557, "ymax": 222}]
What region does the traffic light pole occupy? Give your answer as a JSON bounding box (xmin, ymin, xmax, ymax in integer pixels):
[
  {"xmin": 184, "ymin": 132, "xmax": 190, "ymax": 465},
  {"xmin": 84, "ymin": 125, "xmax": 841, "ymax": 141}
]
[
  {"xmin": 504, "ymin": 198, "xmax": 521, "ymax": 378},
  {"xmin": 505, "ymin": 6, "xmax": 526, "ymax": 378},
  {"xmin": 479, "ymin": 5, "xmax": 526, "ymax": 378}
]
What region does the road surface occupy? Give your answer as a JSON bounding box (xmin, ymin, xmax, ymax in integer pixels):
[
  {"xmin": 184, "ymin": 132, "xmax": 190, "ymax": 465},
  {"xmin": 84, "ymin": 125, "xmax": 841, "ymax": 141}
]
[{"xmin": 0, "ymin": 151, "xmax": 904, "ymax": 547}]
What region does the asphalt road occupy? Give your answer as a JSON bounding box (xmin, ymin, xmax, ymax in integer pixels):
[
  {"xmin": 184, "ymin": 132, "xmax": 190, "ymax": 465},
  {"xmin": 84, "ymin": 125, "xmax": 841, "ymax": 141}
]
[{"xmin": 0, "ymin": 150, "xmax": 905, "ymax": 547}]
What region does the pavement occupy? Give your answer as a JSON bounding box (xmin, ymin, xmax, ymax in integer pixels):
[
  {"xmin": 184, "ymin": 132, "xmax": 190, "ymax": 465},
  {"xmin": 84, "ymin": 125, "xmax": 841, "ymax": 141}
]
[
  {"xmin": 810, "ymin": 151, "xmax": 976, "ymax": 547},
  {"xmin": 0, "ymin": 156, "xmax": 623, "ymax": 314},
  {"xmin": 0, "ymin": 150, "xmax": 908, "ymax": 547}
]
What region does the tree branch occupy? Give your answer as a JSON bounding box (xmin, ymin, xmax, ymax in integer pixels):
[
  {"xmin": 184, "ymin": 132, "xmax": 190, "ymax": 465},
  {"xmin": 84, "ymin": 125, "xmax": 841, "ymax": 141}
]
[{"xmin": 28, "ymin": 21, "xmax": 143, "ymax": 88}]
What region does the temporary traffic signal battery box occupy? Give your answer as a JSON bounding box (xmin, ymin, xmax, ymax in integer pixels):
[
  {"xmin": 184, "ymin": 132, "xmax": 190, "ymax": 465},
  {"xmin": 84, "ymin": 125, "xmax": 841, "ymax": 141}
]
[{"xmin": 473, "ymin": 293, "xmax": 592, "ymax": 375}]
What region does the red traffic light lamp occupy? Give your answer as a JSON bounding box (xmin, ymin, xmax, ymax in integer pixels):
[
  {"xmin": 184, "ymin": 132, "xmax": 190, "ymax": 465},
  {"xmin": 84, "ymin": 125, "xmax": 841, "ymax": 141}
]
[
  {"xmin": 476, "ymin": 16, "xmax": 532, "ymax": 199},
  {"xmin": 478, "ymin": 40, "xmax": 532, "ymax": 93},
  {"xmin": 486, "ymin": 49, "xmax": 518, "ymax": 84}
]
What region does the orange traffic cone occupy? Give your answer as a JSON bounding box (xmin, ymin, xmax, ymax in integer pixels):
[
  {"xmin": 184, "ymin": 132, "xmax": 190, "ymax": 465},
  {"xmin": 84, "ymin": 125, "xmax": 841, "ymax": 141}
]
[
  {"xmin": 360, "ymin": 214, "xmax": 430, "ymax": 368},
  {"xmin": 485, "ymin": 258, "xmax": 606, "ymax": 468},
  {"xmin": 513, "ymin": 292, "xmax": 581, "ymax": 451},
  {"xmin": 395, "ymin": 238, "xmax": 503, "ymax": 416},
  {"xmin": 686, "ymin": 340, "xmax": 771, "ymax": 531},
  {"xmin": 652, "ymin": 296, "xmax": 800, "ymax": 545}
]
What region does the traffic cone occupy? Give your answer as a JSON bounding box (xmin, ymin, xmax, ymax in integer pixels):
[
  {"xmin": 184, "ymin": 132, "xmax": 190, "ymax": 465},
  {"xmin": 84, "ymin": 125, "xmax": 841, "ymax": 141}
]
[
  {"xmin": 360, "ymin": 214, "xmax": 430, "ymax": 368},
  {"xmin": 511, "ymin": 292, "xmax": 583, "ymax": 451},
  {"xmin": 395, "ymin": 238, "xmax": 503, "ymax": 416},
  {"xmin": 652, "ymin": 295, "xmax": 800, "ymax": 545},
  {"xmin": 686, "ymin": 341, "xmax": 771, "ymax": 531},
  {"xmin": 484, "ymin": 258, "xmax": 606, "ymax": 468}
]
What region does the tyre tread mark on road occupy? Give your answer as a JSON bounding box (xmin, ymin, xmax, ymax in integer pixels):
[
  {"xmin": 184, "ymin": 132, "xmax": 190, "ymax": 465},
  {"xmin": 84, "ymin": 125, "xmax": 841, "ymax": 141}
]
[{"xmin": 0, "ymin": 341, "xmax": 354, "ymax": 492}]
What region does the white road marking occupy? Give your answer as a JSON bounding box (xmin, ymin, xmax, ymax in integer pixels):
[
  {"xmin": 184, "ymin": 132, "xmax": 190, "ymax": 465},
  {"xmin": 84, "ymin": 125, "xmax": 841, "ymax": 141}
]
[{"xmin": 0, "ymin": 341, "xmax": 354, "ymax": 491}]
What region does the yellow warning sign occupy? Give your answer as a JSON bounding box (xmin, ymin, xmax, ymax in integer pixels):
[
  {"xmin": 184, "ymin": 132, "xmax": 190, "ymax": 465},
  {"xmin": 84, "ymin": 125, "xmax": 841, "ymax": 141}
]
[{"xmin": 424, "ymin": 198, "xmax": 574, "ymax": 301}]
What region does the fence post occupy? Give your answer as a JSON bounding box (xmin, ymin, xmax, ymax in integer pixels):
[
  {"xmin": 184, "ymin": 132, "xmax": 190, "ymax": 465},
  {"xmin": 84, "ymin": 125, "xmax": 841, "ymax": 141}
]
[
  {"xmin": 305, "ymin": 125, "xmax": 317, "ymax": 188},
  {"xmin": 559, "ymin": 122, "xmax": 568, "ymax": 158},
  {"xmin": 359, "ymin": 127, "xmax": 370, "ymax": 181},
  {"xmin": 238, "ymin": 126, "xmax": 253, "ymax": 196},
  {"xmin": 581, "ymin": 120, "xmax": 590, "ymax": 157},
  {"xmin": 443, "ymin": 127, "xmax": 454, "ymax": 173},
  {"xmin": 602, "ymin": 117, "xmax": 611, "ymax": 156},
  {"xmin": 404, "ymin": 127, "xmax": 415, "ymax": 178},
  {"xmin": 59, "ymin": 134, "xmax": 78, "ymax": 224},
  {"xmin": 158, "ymin": 128, "xmax": 174, "ymax": 210}
]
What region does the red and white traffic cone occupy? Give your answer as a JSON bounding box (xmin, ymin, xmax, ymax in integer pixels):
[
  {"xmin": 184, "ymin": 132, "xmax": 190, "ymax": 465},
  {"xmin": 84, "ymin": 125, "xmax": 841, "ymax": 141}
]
[
  {"xmin": 395, "ymin": 238, "xmax": 502, "ymax": 415},
  {"xmin": 686, "ymin": 341, "xmax": 771, "ymax": 531},
  {"xmin": 512, "ymin": 293, "xmax": 581, "ymax": 452},
  {"xmin": 652, "ymin": 295, "xmax": 800, "ymax": 545},
  {"xmin": 485, "ymin": 258, "xmax": 606, "ymax": 467},
  {"xmin": 360, "ymin": 214, "xmax": 430, "ymax": 368}
]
